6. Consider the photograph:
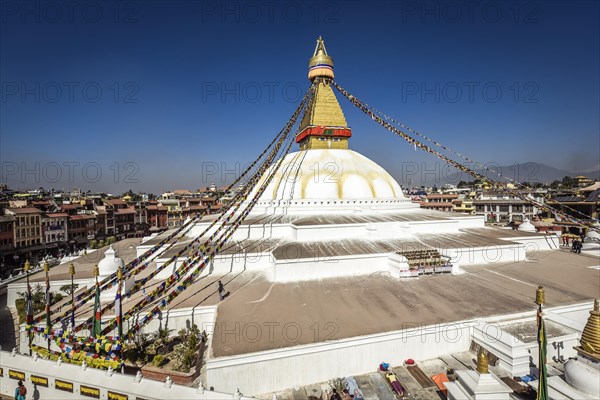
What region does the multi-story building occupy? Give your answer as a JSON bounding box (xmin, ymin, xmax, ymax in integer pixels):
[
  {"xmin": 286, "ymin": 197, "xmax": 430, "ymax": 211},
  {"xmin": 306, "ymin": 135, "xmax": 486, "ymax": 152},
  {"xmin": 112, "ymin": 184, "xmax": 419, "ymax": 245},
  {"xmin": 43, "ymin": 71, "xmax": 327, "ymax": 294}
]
[
  {"xmin": 0, "ymin": 215, "xmax": 15, "ymax": 249},
  {"xmin": 452, "ymin": 195, "xmax": 475, "ymax": 214},
  {"xmin": 105, "ymin": 199, "xmax": 136, "ymax": 239},
  {"xmin": 473, "ymin": 191, "xmax": 543, "ymax": 223},
  {"xmin": 5, "ymin": 207, "xmax": 43, "ymax": 248},
  {"xmin": 42, "ymin": 213, "xmax": 68, "ymax": 244},
  {"xmin": 146, "ymin": 203, "xmax": 168, "ymax": 231},
  {"xmin": 67, "ymin": 214, "xmax": 96, "ymax": 246},
  {"xmin": 419, "ymin": 194, "xmax": 458, "ymax": 212},
  {"xmin": 134, "ymin": 202, "xmax": 148, "ymax": 237},
  {"xmin": 547, "ymin": 187, "xmax": 599, "ymax": 234}
]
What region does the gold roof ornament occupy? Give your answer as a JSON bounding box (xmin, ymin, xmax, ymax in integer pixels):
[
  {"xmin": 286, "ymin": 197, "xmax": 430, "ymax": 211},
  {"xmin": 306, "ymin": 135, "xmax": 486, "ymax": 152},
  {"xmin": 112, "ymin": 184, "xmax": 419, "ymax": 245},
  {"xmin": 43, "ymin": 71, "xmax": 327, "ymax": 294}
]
[
  {"xmin": 69, "ymin": 262, "xmax": 75, "ymax": 276},
  {"xmin": 44, "ymin": 260, "xmax": 49, "ymax": 273},
  {"xmin": 476, "ymin": 347, "xmax": 489, "ymax": 374},
  {"xmin": 117, "ymin": 266, "xmax": 123, "ymax": 281},
  {"xmin": 535, "ymin": 285, "xmax": 545, "ymax": 306},
  {"xmin": 24, "ymin": 259, "xmax": 30, "ymax": 272},
  {"xmin": 579, "ymin": 299, "xmax": 600, "ymax": 360},
  {"xmin": 308, "ymin": 36, "xmax": 335, "ymax": 81},
  {"xmin": 93, "ymin": 264, "xmax": 99, "ymax": 278}
]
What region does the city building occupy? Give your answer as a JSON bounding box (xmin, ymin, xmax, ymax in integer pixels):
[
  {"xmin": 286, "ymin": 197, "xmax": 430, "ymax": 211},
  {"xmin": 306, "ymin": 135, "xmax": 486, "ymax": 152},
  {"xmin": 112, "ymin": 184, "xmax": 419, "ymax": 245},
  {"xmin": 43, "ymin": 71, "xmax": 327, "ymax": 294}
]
[
  {"xmin": 473, "ymin": 190, "xmax": 544, "ymax": 223},
  {"xmin": 419, "ymin": 193, "xmax": 458, "ymax": 212},
  {"xmin": 42, "ymin": 212, "xmax": 68, "ymax": 244},
  {"xmin": 5, "ymin": 207, "xmax": 43, "ymax": 248},
  {"xmin": 0, "ymin": 215, "xmax": 15, "ymax": 250}
]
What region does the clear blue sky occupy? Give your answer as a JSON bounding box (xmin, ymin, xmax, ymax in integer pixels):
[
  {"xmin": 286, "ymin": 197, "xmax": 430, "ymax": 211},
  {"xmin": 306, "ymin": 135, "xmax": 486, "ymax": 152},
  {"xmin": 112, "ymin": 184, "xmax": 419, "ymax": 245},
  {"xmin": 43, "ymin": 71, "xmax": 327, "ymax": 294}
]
[{"xmin": 1, "ymin": 0, "xmax": 598, "ymax": 193}]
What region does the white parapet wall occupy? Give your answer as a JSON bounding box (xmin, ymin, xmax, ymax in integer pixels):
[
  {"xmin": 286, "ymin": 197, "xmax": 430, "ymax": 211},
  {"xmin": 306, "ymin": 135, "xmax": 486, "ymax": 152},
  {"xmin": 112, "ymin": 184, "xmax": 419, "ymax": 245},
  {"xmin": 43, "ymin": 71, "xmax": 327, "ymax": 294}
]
[
  {"xmin": 206, "ymin": 319, "xmax": 476, "ymax": 395},
  {"xmin": 205, "ymin": 301, "xmax": 593, "ymax": 396},
  {"xmin": 0, "ymin": 350, "xmax": 250, "ymax": 400}
]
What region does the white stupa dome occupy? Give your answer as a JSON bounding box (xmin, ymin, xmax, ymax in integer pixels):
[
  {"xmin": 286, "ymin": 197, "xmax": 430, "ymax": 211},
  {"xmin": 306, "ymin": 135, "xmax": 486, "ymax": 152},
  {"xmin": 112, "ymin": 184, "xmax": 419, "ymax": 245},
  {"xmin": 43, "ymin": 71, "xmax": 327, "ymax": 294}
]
[
  {"xmin": 248, "ymin": 149, "xmax": 416, "ymax": 215},
  {"xmin": 98, "ymin": 245, "xmax": 125, "ymax": 277},
  {"xmin": 518, "ymin": 219, "xmax": 536, "ymax": 232}
]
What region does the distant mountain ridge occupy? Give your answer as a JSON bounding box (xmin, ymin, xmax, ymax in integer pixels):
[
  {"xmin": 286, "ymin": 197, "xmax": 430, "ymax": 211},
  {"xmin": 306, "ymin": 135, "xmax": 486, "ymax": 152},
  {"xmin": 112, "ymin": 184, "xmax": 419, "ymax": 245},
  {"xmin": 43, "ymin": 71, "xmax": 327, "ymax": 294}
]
[{"xmin": 400, "ymin": 162, "xmax": 600, "ymax": 187}]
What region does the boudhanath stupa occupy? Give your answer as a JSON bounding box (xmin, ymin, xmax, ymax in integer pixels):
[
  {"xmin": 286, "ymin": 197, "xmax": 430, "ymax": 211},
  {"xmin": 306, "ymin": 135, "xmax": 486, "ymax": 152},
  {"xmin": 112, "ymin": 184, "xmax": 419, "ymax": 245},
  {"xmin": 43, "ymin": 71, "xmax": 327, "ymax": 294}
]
[{"xmin": 9, "ymin": 38, "xmax": 599, "ymax": 398}]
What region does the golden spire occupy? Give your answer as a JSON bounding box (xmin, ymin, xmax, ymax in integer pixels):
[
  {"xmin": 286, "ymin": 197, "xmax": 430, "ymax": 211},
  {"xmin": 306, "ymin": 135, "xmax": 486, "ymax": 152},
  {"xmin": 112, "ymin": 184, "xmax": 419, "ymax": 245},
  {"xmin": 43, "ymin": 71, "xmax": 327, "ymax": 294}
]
[
  {"xmin": 579, "ymin": 299, "xmax": 600, "ymax": 359},
  {"xmin": 308, "ymin": 36, "xmax": 334, "ymax": 81},
  {"xmin": 44, "ymin": 260, "xmax": 49, "ymax": 273},
  {"xmin": 535, "ymin": 285, "xmax": 545, "ymax": 306},
  {"xmin": 24, "ymin": 260, "xmax": 30, "ymax": 272},
  {"xmin": 297, "ymin": 37, "xmax": 352, "ymax": 151},
  {"xmin": 69, "ymin": 262, "xmax": 75, "ymax": 276},
  {"xmin": 93, "ymin": 264, "xmax": 99, "ymax": 278},
  {"xmin": 476, "ymin": 347, "xmax": 489, "ymax": 374},
  {"xmin": 117, "ymin": 267, "xmax": 123, "ymax": 281}
]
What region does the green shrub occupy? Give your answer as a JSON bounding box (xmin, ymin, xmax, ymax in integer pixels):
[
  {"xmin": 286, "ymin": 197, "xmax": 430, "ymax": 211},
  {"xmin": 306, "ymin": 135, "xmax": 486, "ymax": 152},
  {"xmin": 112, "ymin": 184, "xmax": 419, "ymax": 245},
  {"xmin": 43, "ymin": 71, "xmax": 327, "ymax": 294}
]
[{"xmin": 153, "ymin": 354, "xmax": 165, "ymax": 367}]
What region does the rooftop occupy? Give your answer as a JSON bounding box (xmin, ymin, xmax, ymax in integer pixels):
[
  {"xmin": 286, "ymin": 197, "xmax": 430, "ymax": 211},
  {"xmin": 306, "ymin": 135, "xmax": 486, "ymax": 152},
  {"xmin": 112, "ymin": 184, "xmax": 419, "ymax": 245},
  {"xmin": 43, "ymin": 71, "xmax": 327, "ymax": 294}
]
[
  {"xmin": 211, "ymin": 249, "xmax": 599, "ymax": 356},
  {"xmin": 5, "ymin": 207, "xmax": 42, "ymax": 214}
]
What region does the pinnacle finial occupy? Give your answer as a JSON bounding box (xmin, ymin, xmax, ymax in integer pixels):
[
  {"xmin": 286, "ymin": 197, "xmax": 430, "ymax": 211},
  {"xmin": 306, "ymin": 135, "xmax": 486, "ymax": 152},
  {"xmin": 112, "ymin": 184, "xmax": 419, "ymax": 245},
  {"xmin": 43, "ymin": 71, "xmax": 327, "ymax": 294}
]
[
  {"xmin": 93, "ymin": 264, "xmax": 99, "ymax": 278},
  {"xmin": 308, "ymin": 36, "xmax": 334, "ymax": 81},
  {"xmin": 535, "ymin": 285, "xmax": 545, "ymax": 306},
  {"xmin": 476, "ymin": 347, "xmax": 489, "ymax": 374}
]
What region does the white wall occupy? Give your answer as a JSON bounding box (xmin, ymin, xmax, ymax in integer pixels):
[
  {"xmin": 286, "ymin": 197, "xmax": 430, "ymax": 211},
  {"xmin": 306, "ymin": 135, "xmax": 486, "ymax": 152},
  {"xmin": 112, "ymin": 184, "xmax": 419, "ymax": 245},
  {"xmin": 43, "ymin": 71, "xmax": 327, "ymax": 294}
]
[
  {"xmin": 206, "ymin": 320, "xmax": 475, "ymax": 395},
  {"xmin": 205, "ymin": 302, "xmax": 594, "ymax": 396},
  {"xmin": 0, "ymin": 350, "xmax": 248, "ymax": 400}
]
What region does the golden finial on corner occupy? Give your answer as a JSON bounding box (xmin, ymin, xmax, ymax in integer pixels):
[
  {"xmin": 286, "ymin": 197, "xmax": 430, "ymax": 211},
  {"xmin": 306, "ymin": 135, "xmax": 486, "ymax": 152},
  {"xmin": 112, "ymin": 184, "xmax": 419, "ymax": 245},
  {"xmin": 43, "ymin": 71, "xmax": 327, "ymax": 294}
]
[
  {"xmin": 580, "ymin": 298, "xmax": 600, "ymax": 357},
  {"xmin": 24, "ymin": 259, "xmax": 30, "ymax": 272},
  {"xmin": 476, "ymin": 347, "xmax": 489, "ymax": 374},
  {"xmin": 535, "ymin": 285, "xmax": 545, "ymax": 306},
  {"xmin": 117, "ymin": 267, "xmax": 123, "ymax": 281},
  {"xmin": 44, "ymin": 260, "xmax": 49, "ymax": 272},
  {"xmin": 93, "ymin": 264, "xmax": 99, "ymax": 278},
  {"xmin": 69, "ymin": 262, "xmax": 75, "ymax": 276}
]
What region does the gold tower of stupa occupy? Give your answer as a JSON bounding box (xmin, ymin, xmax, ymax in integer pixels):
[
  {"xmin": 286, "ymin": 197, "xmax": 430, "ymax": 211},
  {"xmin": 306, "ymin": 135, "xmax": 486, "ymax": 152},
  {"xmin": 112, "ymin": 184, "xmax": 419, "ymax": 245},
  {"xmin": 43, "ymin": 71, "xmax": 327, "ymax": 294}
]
[{"xmin": 296, "ymin": 37, "xmax": 352, "ymax": 151}]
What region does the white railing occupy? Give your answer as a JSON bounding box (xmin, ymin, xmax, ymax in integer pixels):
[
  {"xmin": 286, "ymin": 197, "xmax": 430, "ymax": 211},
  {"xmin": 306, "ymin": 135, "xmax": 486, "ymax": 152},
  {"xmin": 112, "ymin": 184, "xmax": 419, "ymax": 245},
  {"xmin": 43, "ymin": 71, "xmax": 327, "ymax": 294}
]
[{"xmin": 0, "ymin": 349, "xmax": 252, "ymax": 400}]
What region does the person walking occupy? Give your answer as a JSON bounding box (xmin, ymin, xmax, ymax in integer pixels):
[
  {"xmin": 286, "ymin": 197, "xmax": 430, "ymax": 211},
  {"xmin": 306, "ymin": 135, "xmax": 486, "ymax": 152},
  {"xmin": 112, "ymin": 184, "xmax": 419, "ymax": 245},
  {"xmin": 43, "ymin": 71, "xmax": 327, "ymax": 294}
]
[
  {"xmin": 15, "ymin": 380, "xmax": 27, "ymax": 400},
  {"xmin": 329, "ymin": 388, "xmax": 342, "ymax": 400},
  {"xmin": 217, "ymin": 280, "xmax": 225, "ymax": 301}
]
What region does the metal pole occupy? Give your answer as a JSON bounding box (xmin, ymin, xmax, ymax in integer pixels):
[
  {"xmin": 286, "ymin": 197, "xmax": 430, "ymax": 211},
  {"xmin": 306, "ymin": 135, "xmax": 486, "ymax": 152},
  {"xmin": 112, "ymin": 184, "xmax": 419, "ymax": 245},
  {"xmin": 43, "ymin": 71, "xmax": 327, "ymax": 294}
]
[
  {"xmin": 45, "ymin": 261, "xmax": 50, "ymax": 351},
  {"xmin": 69, "ymin": 263, "xmax": 75, "ymax": 332},
  {"xmin": 24, "ymin": 260, "xmax": 31, "ymax": 356}
]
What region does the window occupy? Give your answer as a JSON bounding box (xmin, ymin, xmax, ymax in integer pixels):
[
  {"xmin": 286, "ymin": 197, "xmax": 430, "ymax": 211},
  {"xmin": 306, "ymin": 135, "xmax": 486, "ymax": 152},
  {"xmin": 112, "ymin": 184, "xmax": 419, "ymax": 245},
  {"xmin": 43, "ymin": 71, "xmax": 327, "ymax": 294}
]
[{"xmin": 499, "ymin": 205, "xmax": 509, "ymax": 212}]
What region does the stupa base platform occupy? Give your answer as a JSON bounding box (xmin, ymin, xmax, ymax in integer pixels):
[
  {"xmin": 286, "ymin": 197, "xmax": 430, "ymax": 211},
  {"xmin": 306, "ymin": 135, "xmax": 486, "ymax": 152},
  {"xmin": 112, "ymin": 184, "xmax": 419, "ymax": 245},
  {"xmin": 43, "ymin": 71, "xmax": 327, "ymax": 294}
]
[{"xmin": 204, "ymin": 249, "xmax": 599, "ymax": 395}]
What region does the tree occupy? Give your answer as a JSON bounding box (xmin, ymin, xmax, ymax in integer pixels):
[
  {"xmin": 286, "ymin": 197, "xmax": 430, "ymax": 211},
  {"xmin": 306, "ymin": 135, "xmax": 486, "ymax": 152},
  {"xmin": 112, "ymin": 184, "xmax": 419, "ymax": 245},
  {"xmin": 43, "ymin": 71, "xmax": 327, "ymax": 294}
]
[
  {"xmin": 173, "ymin": 325, "xmax": 201, "ymax": 372},
  {"xmin": 60, "ymin": 284, "xmax": 79, "ymax": 296},
  {"xmin": 561, "ymin": 176, "xmax": 576, "ymax": 188},
  {"xmin": 153, "ymin": 325, "xmax": 174, "ymax": 353},
  {"xmin": 16, "ymin": 285, "xmax": 63, "ymax": 323}
]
